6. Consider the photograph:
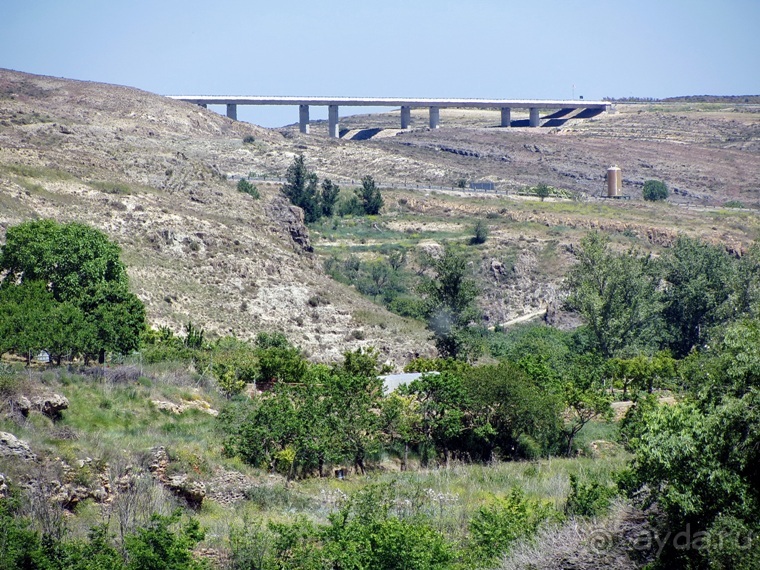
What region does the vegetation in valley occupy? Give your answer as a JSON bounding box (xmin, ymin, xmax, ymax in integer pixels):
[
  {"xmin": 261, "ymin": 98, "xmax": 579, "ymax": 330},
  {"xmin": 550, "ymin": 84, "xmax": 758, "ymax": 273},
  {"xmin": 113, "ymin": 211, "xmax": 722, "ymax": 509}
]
[{"xmin": 2, "ymin": 70, "xmax": 760, "ymax": 569}]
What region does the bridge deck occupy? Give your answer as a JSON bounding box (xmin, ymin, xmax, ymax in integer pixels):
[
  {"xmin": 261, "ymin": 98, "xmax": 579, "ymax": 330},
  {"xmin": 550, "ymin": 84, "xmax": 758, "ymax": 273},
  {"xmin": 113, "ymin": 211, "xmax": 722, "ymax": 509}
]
[{"xmin": 167, "ymin": 95, "xmax": 610, "ymax": 110}]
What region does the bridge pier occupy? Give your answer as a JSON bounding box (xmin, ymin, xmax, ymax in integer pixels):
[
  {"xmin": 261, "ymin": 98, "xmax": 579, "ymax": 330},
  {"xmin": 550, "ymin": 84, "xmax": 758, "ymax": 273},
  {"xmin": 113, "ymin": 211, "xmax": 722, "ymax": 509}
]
[
  {"xmin": 299, "ymin": 104, "xmax": 310, "ymax": 134},
  {"xmin": 529, "ymin": 107, "xmax": 540, "ymax": 127},
  {"xmin": 328, "ymin": 105, "xmax": 339, "ymax": 138},
  {"xmin": 500, "ymin": 107, "xmax": 511, "ymax": 127},
  {"xmin": 429, "ymin": 106, "xmax": 440, "ymax": 129},
  {"xmin": 226, "ymin": 104, "xmax": 237, "ymax": 120},
  {"xmin": 400, "ymin": 106, "xmax": 411, "ymax": 129}
]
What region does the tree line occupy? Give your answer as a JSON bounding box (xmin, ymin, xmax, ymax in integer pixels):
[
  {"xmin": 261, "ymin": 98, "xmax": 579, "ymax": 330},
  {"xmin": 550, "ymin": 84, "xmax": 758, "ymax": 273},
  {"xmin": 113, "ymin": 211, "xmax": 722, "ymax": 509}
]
[
  {"xmin": 282, "ymin": 154, "xmax": 383, "ymax": 222},
  {"xmin": 564, "ymin": 231, "xmax": 760, "ymax": 568}
]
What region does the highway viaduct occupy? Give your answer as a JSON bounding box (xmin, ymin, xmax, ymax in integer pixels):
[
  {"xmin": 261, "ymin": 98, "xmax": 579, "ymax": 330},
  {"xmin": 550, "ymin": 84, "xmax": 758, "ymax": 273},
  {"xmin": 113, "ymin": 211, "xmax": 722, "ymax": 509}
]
[{"xmin": 167, "ymin": 96, "xmax": 612, "ymax": 137}]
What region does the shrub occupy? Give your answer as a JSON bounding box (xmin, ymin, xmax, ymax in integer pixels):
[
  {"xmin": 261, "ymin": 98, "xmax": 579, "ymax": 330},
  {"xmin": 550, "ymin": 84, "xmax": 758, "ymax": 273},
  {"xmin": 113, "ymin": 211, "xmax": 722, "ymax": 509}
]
[
  {"xmin": 236, "ymin": 178, "xmax": 260, "ymax": 199},
  {"xmin": 564, "ymin": 474, "xmax": 617, "ymax": 517},
  {"xmin": 642, "ymin": 179, "xmax": 668, "ymax": 201},
  {"xmin": 469, "ymin": 488, "xmax": 561, "ymax": 561},
  {"xmin": 337, "ymin": 195, "xmax": 364, "ymax": 217},
  {"xmin": 124, "ymin": 511, "xmax": 206, "ymax": 570},
  {"xmin": 723, "ymin": 200, "xmax": 745, "ymax": 209},
  {"xmin": 0, "ymin": 364, "xmax": 20, "ymax": 398},
  {"xmin": 242, "ymin": 135, "xmax": 256, "ymax": 144},
  {"xmin": 471, "ymin": 220, "xmax": 489, "ymax": 245},
  {"xmin": 534, "ymin": 183, "xmax": 551, "ymax": 201}
]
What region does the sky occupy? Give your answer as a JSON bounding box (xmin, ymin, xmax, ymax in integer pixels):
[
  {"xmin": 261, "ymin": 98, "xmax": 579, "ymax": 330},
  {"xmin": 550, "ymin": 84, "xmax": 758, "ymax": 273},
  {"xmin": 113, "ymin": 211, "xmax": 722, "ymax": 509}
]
[{"xmin": 2, "ymin": 0, "xmax": 759, "ymax": 127}]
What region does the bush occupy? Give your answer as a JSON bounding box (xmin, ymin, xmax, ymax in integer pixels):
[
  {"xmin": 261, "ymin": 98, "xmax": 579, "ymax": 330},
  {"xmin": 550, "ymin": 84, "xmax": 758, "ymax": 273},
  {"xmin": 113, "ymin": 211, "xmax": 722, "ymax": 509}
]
[
  {"xmin": 261, "ymin": 484, "xmax": 456, "ymax": 570},
  {"xmin": 124, "ymin": 511, "xmax": 206, "ymax": 570},
  {"xmin": 534, "ymin": 183, "xmax": 551, "ymax": 201},
  {"xmin": 564, "ymin": 474, "xmax": 617, "ymax": 517},
  {"xmin": 242, "ymin": 135, "xmax": 256, "ymax": 144},
  {"xmin": 337, "ymin": 195, "xmax": 364, "ymax": 217},
  {"xmin": 236, "ymin": 178, "xmax": 260, "ymax": 199},
  {"xmin": 469, "ymin": 488, "xmax": 561, "ymax": 561},
  {"xmin": 642, "ymin": 179, "xmax": 668, "ymax": 201},
  {"xmin": 470, "ymin": 220, "xmax": 489, "ymax": 245}
]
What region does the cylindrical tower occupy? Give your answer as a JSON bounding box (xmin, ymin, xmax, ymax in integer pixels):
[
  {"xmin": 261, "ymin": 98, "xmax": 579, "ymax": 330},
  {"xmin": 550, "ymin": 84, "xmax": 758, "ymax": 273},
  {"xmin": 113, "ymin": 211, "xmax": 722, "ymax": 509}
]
[{"xmin": 607, "ymin": 166, "xmax": 622, "ymax": 197}]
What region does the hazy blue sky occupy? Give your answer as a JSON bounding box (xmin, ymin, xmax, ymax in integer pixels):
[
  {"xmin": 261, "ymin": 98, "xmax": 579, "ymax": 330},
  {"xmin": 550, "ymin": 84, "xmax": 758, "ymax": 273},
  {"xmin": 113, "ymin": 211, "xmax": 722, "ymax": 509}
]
[{"xmin": 2, "ymin": 0, "xmax": 758, "ymax": 127}]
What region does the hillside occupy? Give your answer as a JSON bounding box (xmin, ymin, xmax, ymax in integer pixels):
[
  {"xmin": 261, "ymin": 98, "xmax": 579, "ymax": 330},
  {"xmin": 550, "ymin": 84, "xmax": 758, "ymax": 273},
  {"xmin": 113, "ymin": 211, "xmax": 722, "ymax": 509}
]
[
  {"xmin": 2, "ymin": 68, "xmax": 759, "ymax": 361},
  {"xmin": 0, "ymin": 69, "xmax": 431, "ymax": 367},
  {"xmin": 2, "ymin": 69, "xmax": 760, "ymax": 570}
]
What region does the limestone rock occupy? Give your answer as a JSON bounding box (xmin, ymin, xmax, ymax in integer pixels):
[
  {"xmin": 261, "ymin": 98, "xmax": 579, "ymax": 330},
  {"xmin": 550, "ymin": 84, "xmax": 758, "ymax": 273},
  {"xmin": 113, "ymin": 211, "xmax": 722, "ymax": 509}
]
[
  {"xmin": 11, "ymin": 396, "xmax": 31, "ymax": 416},
  {"xmin": 0, "ymin": 432, "xmax": 36, "ymax": 461},
  {"xmin": 152, "ymin": 399, "xmax": 219, "ymax": 416},
  {"xmin": 152, "ymin": 400, "xmax": 184, "ymax": 414},
  {"xmin": 149, "ymin": 446, "xmax": 205, "ymax": 508},
  {"xmin": 265, "ymin": 196, "xmax": 313, "ymax": 253},
  {"xmin": 416, "ymin": 241, "xmax": 443, "ymax": 258},
  {"xmin": 31, "ymin": 394, "xmax": 69, "ymax": 419},
  {"xmin": 166, "ymin": 474, "xmax": 206, "ymax": 509}
]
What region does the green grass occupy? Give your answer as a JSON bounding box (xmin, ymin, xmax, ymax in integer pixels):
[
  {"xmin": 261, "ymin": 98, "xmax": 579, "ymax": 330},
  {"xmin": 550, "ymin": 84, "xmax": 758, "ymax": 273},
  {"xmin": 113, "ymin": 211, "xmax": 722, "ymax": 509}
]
[
  {"xmin": 88, "ymin": 180, "xmax": 132, "ymax": 195},
  {"xmin": 0, "ymin": 162, "xmax": 76, "ymax": 181}
]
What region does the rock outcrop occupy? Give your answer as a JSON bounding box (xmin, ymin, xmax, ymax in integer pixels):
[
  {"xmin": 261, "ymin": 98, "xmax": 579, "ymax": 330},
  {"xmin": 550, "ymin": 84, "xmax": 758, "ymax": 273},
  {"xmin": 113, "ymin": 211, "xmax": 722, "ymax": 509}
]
[
  {"xmin": 0, "ymin": 432, "xmax": 36, "ymax": 461},
  {"xmin": 265, "ymin": 197, "xmax": 313, "ymax": 253},
  {"xmin": 12, "ymin": 394, "xmax": 70, "ymax": 419},
  {"xmin": 149, "ymin": 446, "xmax": 206, "ymax": 509}
]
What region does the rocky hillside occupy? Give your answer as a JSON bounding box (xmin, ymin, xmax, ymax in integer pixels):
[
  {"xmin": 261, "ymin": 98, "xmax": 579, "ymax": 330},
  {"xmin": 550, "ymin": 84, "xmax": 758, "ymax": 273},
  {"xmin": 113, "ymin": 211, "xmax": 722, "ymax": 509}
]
[
  {"xmin": 0, "ymin": 69, "xmax": 431, "ymax": 367},
  {"xmin": 2, "ymin": 69, "xmax": 759, "ymax": 364}
]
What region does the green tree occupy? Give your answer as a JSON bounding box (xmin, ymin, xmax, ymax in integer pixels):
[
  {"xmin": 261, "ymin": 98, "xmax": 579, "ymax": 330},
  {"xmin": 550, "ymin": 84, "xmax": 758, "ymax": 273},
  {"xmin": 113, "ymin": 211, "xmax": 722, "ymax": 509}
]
[
  {"xmin": 236, "ymin": 178, "xmax": 260, "ymax": 198},
  {"xmin": 733, "ymin": 240, "xmax": 760, "ymax": 317},
  {"xmin": 322, "ymin": 362, "xmax": 385, "ymax": 474},
  {"xmin": 418, "ymin": 244, "xmax": 482, "ymax": 360},
  {"xmin": 562, "ymin": 379, "xmax": 612, "ymax": 455},
  {"xmin": 621, "ymin": 394, "xmax": 760, "ymax": 568},
  {"xmin": 565, "ymin": 232, "xmax": 663, "ymax": 358},
  {"xmin": 46, "ymin": 302, "xmax": 95, "ymax": 366},
  {"xmin": 661, "ymin": 236, "xmax": 735, "ymax": 358},
  {"xmin": 381, "ymin": 392, "xmax": 423, "ymax": 471},
  {"xmin": 0, "ymin": 220, "xmax": 145, "ymax": 364},
  {"xmin": 398, "ymin": 372, "xmax": 470, "ymax": 465},
  {"xmin": 464, "ymin": 363, "xmax": 564, "ymax": 460},
  {"xmin": 642, "ymin": 179, "xmax": 668, "ymax": 201},
  {"xmin": 607, "ymin": 352, "xmax": 677, "ymax": 396},
  {"xmin": 320, "ymin": 178, "xmax": 340, "ymax": 217},
  {"xmin": 355, "ymin": 175, "xmax": 383, "ymax": 215},
  {"xmin": 282, "ymin": 154, "xmax": 321, "ymax": 223},
  {"xmin": 535, "ymin": 183, "xmax": 551, "ymax": 201},
  {"xmin": 0, "ymin": 280, "xmax": 55, "ymax": 363},
  {"xmin": 470, "ymin": 220, "xmax": 489, "ymax": 245}
]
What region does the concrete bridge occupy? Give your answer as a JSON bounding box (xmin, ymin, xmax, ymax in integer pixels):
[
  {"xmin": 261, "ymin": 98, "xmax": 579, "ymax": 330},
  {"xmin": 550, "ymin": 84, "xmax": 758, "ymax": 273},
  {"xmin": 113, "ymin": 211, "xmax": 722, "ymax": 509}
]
[{"xmin": 167, "ymin": 95, "xmax": 611, "ymax": 137}]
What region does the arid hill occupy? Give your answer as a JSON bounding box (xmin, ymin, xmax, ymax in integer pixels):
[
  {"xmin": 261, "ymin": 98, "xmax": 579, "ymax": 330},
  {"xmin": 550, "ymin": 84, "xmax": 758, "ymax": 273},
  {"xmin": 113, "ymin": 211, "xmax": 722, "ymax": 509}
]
[
  {"xmin": 0, "ymin": 69, "xmax": 431, "ymax": 367},
  {"xmin": 1, "ymin": 68, "xmax": 759, "ymax": 364}
]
